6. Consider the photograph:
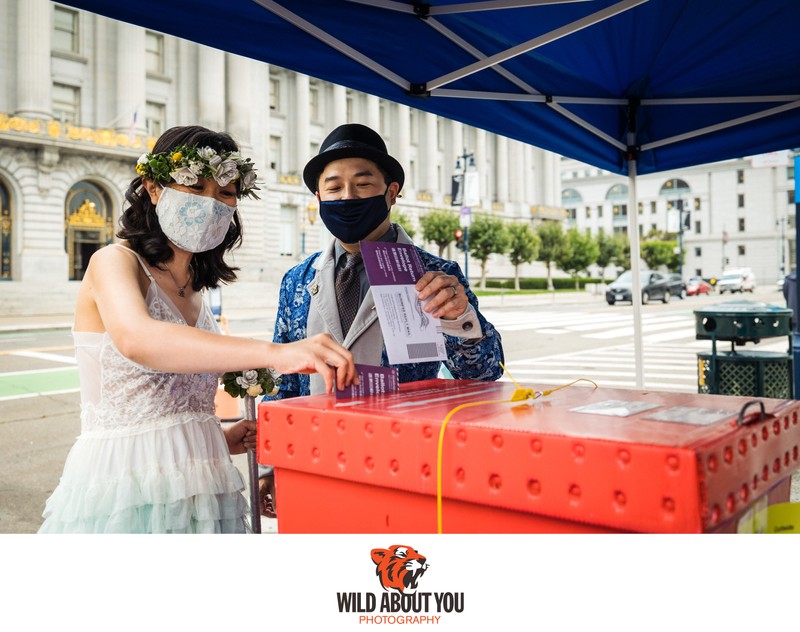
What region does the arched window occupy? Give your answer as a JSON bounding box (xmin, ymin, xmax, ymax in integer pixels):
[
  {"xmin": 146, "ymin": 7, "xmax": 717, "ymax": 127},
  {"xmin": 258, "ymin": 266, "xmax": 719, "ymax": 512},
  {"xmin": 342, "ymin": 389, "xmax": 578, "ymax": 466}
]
[
  {"xmin": 605, "ymin": 183, "xmax": 629, "ymax": 201},
  {"xmin": 0, "ymin": 180, "xmax": 12, "ymax": 279},
  {"xmin": 561, "ymin": 188, "xmax": 583, "ymax": 205},
  {"xmin": 659, "ymin": 178, "xmax": 691, "ymax": 196},
  {"xmin": 65, "ymin": 181, "xmax": 114, "ymax": 281}
]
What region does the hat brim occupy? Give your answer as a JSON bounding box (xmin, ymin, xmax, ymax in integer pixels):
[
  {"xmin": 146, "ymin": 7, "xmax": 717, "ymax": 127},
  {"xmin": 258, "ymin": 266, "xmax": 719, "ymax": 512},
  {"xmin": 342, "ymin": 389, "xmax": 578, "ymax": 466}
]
[{"xmin": 303, "ymin": 146, "xmax": 405, "ymax": 193}]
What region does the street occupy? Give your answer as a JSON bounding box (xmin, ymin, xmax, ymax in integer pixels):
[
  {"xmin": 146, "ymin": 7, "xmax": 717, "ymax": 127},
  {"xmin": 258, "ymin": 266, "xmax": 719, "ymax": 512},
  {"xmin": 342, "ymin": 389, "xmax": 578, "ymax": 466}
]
[{"xmin": 1, "ymin": 285, "xmax": 795, "ymax": 533}]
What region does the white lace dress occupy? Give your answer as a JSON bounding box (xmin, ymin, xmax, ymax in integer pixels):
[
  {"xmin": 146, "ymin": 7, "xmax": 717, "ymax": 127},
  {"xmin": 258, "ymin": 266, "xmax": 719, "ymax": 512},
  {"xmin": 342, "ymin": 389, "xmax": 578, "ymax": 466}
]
[{"xmin": 39, "ymin": 246, "xmax": 247, "ymax": 533}]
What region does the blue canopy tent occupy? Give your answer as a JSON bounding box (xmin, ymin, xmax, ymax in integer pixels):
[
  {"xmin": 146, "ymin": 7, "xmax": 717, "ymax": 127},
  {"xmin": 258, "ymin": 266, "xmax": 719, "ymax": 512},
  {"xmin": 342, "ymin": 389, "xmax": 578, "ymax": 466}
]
[{"xmin": 59, "ymin": 0, "xmax": 800, "ymax": 389}]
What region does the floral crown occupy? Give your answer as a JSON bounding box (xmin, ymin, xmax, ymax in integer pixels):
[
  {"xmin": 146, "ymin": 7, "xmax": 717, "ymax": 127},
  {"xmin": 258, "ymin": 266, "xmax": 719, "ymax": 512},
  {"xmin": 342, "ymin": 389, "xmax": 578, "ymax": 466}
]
[{"xmin": 136, "ymin": 144, "xmax": 260, "ymax": 199}]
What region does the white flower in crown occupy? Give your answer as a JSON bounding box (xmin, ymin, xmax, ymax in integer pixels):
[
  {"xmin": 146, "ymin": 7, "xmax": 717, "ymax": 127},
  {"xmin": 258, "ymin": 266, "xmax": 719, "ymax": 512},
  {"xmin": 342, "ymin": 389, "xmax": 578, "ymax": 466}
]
[
  {"xmin": 226, "ymin": 151, "xmax": 242, "ymax": 162},
  {"xmin": 215, "ymin": 160, "xmax": 240, "ymax": 187},
  {"xmin": 137, "ymin": 153, "xmax": 148, "ymax": 165},
  {"xmin": 207, "ymin": 154, "xmax": 223, "ymax": 172},
  {"xmin": 198, "ymin": 146, "xmax": 217, "ymax": 161},
  {"xmin": 241, "ymin": 169, "xmax": 257, "ymax": 190},
  {"xmin": 170, "ymin": 166, "xmax": 199, "ymax": 186},
  {"xmin": 188, "ymin": 160, "xmax": 204, "ymax": 176}
]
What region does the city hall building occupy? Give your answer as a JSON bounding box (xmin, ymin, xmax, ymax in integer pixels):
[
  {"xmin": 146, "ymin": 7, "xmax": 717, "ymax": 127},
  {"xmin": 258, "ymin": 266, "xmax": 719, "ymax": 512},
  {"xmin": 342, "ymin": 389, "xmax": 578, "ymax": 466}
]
[{"xmin": 0, "ymin": 1, "xmax": 794, "ymax": 316}]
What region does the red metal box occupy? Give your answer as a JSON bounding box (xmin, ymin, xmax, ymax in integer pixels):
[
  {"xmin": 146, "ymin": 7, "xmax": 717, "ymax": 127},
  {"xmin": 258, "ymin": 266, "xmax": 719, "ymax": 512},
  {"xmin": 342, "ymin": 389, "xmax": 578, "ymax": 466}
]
[{"xmin": 257, "ymin": 379, "xmax": 800, "ymax": 533}]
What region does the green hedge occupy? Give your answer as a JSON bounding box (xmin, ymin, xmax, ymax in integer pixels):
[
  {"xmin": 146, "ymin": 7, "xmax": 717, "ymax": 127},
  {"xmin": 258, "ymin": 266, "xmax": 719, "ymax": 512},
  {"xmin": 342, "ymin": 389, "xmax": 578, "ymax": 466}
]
[{"xmin": 484, "ymin": 277, "xmax": 603, "ymax": 290}]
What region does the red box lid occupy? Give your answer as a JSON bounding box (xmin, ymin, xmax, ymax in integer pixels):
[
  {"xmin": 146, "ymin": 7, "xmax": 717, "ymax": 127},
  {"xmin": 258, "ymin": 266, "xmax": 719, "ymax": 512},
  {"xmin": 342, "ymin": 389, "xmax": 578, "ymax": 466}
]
[{"xmin": 258, "ymin": 379, "xmax": 800, "ymax": 533}]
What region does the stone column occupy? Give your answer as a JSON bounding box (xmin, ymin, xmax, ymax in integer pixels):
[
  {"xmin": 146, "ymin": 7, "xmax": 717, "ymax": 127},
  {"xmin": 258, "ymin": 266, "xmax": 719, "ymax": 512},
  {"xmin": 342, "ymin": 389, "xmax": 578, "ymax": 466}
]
[
  {"xmin": 496, "ymin": 135, "xmax": 509, "ymax": 203},
  {"xmin": 293, "ymin": 73, "xmax": 310, "ymax": 172},
  {"xmin": 16, "ymin": 0, "xmax": 52, "ymax": 119},
  {"xmin": 366, "ymin": 94, "xmax": 380, "ymax": 132},
  {"xmin": 423, "ymin": 112, "xmax": 437, "ymax": 191},
  {"xmin": 197, "ymin": 45, "xmax": 225, "ymax": 131},
  {"xmin": 509, "ymin": 140, "xmax": 524, "ymax": 205},
  {"xmin": 396, "ymin": 104, "xmax": 411, "ymax": 190},
  {"xmin": 451, "ymin": 121, "xmax": 464, "ymax": 166},
  {"xmin": 115, "ymin": 23, "xmax": 146, "ymax": 134},
  {"xmin": 475, "ymin": 129, "xmax": 488, "ymax": 207},
  {"xmin": 332, "ymin": 84, "xmax": 347, "ymax": 127},
  {"xmin": 226, "ymin": 53, "xmax": 251, "ymax": 146}
]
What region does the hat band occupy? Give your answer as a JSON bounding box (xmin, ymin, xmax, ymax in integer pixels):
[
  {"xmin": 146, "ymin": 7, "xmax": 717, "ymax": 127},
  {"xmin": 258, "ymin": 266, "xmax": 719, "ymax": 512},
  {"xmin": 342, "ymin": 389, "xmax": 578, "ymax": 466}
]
[{"xmin": 322, "ymin": 140, "xmax": 384, "ymax": 154}]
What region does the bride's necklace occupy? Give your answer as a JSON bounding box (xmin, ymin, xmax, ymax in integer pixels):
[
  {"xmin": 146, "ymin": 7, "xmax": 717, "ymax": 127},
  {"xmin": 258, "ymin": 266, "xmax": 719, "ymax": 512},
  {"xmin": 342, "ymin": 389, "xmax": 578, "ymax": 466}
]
[{"xmin": 161, "ymin": 264, "xmax": 192, "ymax": 298}]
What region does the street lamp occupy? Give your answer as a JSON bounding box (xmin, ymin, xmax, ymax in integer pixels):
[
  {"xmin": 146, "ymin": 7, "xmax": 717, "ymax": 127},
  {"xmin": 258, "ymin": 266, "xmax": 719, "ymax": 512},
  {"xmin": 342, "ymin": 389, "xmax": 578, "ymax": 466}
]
[
  {"xmin": 675, "ymin": 198, "xmax": 689, "ymax": 278},
  {"xmin": 777, "ymin": 217, "xmax": 787, "ymax": 276},
  {"xmin": 451, "ymin": 148, "xmax": 477, "ymax": 281}
]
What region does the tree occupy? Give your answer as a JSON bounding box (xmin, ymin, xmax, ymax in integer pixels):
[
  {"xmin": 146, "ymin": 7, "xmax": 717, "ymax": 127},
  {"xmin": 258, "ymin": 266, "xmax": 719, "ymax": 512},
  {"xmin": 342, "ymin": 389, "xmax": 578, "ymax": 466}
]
[
  {"xmin": 536, "ymin": 221, "xmax": 564, "ymax": 290},
  {"xmin": 390, "ymin": 208, "xmax": 416, "ymax": 240},
  {"xmin": 611, "ymin": 233, "xmax": 631, "ymax": 271},
  {"xmin": 507, "ymin": 223, "xmax": 540, "ymax": 291},
  {"xmin": 594, "ymin": 231, "xmax": 622, "ymax": 281},
  {"xmin": 419, "ymin": 208, "xmax": 460, "ymax": 257},
  {"xmin": 554, "ymin": 228, "xmax": 600, "ymax": 290},
  {"xmin": 469, "ymin": 214, "xmax": 510, "ymax": 290},
  {"xmin": 641, "ymin": 240, "xmax": 678, "ymax": 270}
]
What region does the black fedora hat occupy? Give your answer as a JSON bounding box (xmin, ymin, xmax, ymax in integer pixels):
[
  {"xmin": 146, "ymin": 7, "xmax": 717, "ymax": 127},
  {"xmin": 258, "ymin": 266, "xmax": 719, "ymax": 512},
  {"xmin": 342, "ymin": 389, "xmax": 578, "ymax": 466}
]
[{"xmin": 303, "ymin": 123, "xmax": 405, "ymax": 193}]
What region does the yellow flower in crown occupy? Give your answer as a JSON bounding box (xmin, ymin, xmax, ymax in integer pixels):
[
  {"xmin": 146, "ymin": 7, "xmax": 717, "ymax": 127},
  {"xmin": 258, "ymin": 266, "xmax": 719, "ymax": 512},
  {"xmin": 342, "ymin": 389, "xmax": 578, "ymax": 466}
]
[{"xmin": 171, "ymin": 151, "xmax": 183, "ymax": 163}]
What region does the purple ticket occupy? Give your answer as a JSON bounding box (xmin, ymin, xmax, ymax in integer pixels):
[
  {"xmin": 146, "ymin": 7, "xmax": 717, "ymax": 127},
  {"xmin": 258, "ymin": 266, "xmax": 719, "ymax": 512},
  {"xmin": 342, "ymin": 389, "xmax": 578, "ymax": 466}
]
[
  {"xmin": 336, "ymin": 363, "xmax": 399, "ymax": 399},
  {"xmin": 360, "ymin": 241, "xmax": 426, "ymax": 286}
]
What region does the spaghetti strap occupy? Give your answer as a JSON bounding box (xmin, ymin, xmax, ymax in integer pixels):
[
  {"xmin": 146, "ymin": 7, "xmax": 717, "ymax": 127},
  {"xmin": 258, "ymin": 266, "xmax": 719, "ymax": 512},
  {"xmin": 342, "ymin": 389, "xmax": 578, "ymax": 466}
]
[{"xmin": 112, "ymin": 243, "xmax": 154, "ymax": 281}]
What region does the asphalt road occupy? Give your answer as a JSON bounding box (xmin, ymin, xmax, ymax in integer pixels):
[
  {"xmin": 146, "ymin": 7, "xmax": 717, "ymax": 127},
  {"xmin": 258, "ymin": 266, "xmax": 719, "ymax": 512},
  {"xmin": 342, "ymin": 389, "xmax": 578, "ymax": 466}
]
[{"xmin": 2, "ymin": 289, "xmax": 798, "ymax": 533}]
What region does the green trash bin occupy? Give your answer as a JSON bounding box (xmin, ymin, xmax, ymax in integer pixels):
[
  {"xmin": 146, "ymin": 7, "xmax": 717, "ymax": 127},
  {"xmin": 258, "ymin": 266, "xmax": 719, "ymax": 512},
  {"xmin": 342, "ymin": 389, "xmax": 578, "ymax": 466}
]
[{"xmin": 694, "ymin": 300, "xmax": 793, "ymax": 398}]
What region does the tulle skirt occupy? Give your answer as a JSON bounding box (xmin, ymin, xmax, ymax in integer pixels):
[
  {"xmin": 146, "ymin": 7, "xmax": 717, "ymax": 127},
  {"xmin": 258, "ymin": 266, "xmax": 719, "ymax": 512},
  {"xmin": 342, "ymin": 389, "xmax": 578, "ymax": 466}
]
[{"xmin": 39, "ymin": 414, "xmax": 247, "ymax": 534}]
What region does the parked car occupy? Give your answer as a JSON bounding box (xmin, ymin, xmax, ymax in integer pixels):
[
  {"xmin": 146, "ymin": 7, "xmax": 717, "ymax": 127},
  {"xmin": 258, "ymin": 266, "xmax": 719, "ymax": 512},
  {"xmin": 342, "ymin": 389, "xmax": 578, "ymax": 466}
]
[
  {"xmin": 606, "ymin": 270, "xmax": 672, "ymax": 305},
  {"xmin": 686, "ymin": 276, "xmax": 712, "ymax": 296},
  {"xmin": 667, "ymin": 274, "xmax": 687, "ymax": 299},
  {"xmin": 716, "ymin": 268, "xmax": 756, "ymax": 294}
]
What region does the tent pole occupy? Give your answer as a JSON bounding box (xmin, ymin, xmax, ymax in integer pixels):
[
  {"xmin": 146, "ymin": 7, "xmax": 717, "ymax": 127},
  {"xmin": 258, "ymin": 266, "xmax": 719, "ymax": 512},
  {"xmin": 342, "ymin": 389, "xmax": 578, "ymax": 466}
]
[
  {"xmin": 628, "ymin": 160, "xmax": 645, "ymax": 389},
  {"xmin": 627, "ymin": 113, "xmax": 645, "ymax": 390}
]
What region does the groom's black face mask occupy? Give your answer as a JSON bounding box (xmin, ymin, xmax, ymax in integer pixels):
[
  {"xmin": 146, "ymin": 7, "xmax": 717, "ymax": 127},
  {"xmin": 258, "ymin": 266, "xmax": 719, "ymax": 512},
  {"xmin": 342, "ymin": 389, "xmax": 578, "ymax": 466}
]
[{"xmin": 319, "ymin": 190, "xmax": 390, "ymax": 244}]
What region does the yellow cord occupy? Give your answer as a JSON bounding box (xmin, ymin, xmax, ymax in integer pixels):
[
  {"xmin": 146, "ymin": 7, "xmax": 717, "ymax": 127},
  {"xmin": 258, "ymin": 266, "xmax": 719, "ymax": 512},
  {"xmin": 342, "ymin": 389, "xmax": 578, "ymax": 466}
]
[{"xmin": 435, "ymin": 364, "xmax": 598, "ymax": 533}]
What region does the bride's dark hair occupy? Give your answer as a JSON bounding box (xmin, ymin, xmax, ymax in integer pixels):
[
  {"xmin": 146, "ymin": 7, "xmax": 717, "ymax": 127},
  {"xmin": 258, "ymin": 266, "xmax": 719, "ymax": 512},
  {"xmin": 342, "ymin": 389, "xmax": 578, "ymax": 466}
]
[{"xmin": 117, "ymin": 125, "xmax": 245, "ymax": 290}]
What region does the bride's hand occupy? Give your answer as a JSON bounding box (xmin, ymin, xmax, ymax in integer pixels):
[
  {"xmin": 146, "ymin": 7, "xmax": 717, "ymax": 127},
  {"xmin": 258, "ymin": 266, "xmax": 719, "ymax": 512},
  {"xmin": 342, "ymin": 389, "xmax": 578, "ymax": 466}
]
[
  {"xmin": 224, "ymin": 419, "xmax": 257, "ymax": 455},
  {"xmin": 269, "ymin": 334, "xmax": 357, "ymax": 393}
]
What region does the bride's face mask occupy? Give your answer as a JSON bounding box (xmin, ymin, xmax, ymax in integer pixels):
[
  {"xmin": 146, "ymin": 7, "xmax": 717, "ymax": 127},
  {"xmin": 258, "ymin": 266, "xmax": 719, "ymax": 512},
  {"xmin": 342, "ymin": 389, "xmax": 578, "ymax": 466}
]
[{"xmin": 155, "ymin": 186, "xmax": 236, "ymax": 252}]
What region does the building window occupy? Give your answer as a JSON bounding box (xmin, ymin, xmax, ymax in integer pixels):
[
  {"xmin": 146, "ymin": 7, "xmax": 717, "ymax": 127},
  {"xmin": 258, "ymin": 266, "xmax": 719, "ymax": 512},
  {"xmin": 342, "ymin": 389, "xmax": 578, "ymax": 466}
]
[
  {"xmin": 613, "ymin": 204, "xmax": 627, "ymax": 216},
  {"xmin": 738, "ymin": 193, "xmax": 745, "ymax": 208},
  {"xmin": 789, "ymin": 190, "xmax": 795, "ymax": 205},
  {"xmin": 409, "ymin": 110, "xmax": 418, "ymax": 145},
  {"xmin": 52, "ymin": 83, "xmax": 80, "ymax": 125},
  {"xmin": 650, "ymin": 201, "xmax": 656, "ymax": 214},
  {"xmin": 695, "ymin": 247, "xmax": 702, "ymax": 257},
  {"xmin": 269, "ymin": 135, "xmax": 281, "ymax": 171},
  {"xmin": 379, "ymin": 104, "xmax": 386, "ymax": 136},
  {"xmin": 346, "ymin": 95, "xmax": 353, "ymax": 122},
  {"xmin": 738, "ymin": 218, "xmax": 746, "ymax": 232},
  {"xmin": 53, "ymin": 6, "xmax": 79, "ymax": 54},
  {"xmin": 279, "ymin": 206, "xmax": 296, "ymax": 257},
  {"xmin": 585, "ymin": 206, "xmax": 592, "ymax": 218},
  {"xmin": 269, "ymin": 78, "xmax": 280, "ymax": 112},
  {"xmin": 694, "ymin": 197, "xmax": 701, "ymax": 210},
  {"xmin": 737, "ymin": 169, "xmax": 745, "ymax": 184},
  {"xmin": 145, "ymin": 31, "xmax": 165, "ymax": 74},
  {"xmin": 408, "ymin": 159, "xmax": 416, "ymax": 190},
  {"xmin": 694, "ymin": 220, "xmax": 701, "ymax": 234},
  {"xmin": 738, "ymin": 245, "xmax": 746, "ymax": 256},
  {"xmin": 145, "ymin": 101, "xmax": 165, "ymax": 138},
  {"xmin": 597, "ymin": 205, "xmax": 603, "ymax": 218},
  {"xmin": 788, "ymin": 165, "xmax": 794, "ymax": 181},
  {"xmin": 309, "ymin": 85, "xmax": 320, "ymax": 121},
  {"xmin": 637, "ymin": 202, "xmax": 643, "ymax": 214},
  {"xmin": 437, "ymin": 118, "xmax": 444, "ymax": 151}
]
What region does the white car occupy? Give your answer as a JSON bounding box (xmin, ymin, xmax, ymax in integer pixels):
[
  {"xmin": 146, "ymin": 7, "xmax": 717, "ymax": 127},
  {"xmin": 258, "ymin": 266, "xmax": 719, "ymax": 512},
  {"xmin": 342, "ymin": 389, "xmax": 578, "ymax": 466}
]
[{"xmin": 717, "ymin": 269, "xmax": 756, "ymax": 293}]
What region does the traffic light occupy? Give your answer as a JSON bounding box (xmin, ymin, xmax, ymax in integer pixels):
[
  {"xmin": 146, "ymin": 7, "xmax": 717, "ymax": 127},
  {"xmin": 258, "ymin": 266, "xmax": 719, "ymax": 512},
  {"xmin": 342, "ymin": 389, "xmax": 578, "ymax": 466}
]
[{"xmin": 454, "ymin": 228, "xmax": 465, "ymax": 250}]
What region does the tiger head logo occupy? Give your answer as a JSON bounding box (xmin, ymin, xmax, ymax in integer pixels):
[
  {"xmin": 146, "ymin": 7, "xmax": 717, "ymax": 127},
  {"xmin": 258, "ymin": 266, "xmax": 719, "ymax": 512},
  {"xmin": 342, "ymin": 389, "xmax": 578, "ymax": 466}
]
[{"xmin": 370, "ymin": 545, "xmax": 429, "ymax": 593}]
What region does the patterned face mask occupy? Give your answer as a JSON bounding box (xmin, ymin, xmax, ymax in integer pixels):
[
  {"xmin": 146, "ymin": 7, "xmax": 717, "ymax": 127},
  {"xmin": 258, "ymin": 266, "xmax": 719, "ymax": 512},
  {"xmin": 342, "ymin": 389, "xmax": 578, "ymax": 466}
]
[{"xmin": 155, "ymin": 187, "xmax": 236, "ymax": 253}]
